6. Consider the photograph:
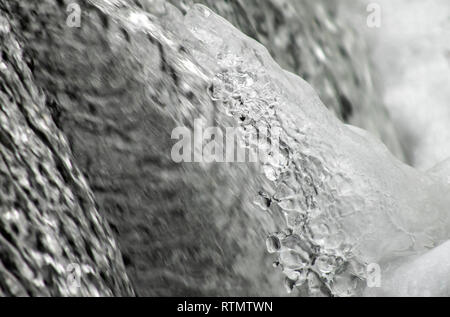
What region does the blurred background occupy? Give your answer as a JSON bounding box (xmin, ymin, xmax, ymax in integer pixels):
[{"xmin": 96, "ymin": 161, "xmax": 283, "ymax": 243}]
[{"xmin": 358, "ymin": 0, "xmax": 450, "ymax": 170}]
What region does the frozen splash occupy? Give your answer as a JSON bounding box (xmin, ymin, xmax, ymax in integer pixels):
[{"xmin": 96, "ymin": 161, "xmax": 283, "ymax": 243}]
[
  {"xmin": 183, "ymin": 4, "xmax": 450, "ymax": 296},
  {"xmin": 208, "ymin": 51, "xmax": 367, "ymax": 296}
]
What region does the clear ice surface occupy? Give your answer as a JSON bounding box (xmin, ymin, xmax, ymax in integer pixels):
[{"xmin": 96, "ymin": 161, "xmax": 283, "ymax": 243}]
[{"xmin": 91, "ymin": 1, "xmax": 450, "ymax": 296}]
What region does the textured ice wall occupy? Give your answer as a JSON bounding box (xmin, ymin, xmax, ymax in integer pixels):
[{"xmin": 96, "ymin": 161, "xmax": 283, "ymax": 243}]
[
  {"xmin": 178, "ymin": 4, "xmax": 450, "ymax": 296},
  {"xmin": 168, "ymin": 0, "xmax": 406, "ymax": 162},
  {"xmin": 92, "ymin": 1, "xmax": 450, "ymax": 296}
]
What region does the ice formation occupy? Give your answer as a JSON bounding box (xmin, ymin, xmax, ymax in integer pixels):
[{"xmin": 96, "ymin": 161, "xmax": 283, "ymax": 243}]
[
  {"xmin": 180, "ymin": 4, "xmax": 450, "ymax": 296},
  {"xmin": 84, "ymin": 0, "xmax": 450, "ymax": 296},
  {"xmin": 2, "ymin": 0, "xmax": 449, "ymax": 296}
]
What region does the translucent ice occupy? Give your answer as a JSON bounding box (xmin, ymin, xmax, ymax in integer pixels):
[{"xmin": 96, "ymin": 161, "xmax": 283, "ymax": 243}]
[
  {"xmin": 86, "ymin": 1, "xmax": 450, "ymax": 296},
  {"xmin": 180, "ymin": 4, "xmax": 450, "ymax": 296}
]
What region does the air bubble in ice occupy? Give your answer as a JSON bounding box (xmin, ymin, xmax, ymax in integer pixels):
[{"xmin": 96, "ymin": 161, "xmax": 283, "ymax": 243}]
[
  {"xmin": 284, "ymin": 277, "xmax": 296, "ymax": 293},
  {"xmin": 316, "ymin": 255, "xmax": 336, "ymax": 274},
  {"xmin": 263, "ymin": 165, "xmax": 277, "ymax": 182},
  {"xmin": 253, "ymin": 192, "xmax": 271, "ymax": 210},
  {"xmin": 266, "ymin": 235, "xmax": 281, "ymax": 254}
]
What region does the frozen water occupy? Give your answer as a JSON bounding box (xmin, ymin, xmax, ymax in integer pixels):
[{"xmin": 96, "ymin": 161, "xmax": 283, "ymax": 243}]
[
  {"xmin": 179, "ymin": 4, "xmax": 450, "ymax": 296},
  {"xmin": 9, "ymin": 0, "xmax": 450, "ymax": 296}
]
